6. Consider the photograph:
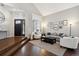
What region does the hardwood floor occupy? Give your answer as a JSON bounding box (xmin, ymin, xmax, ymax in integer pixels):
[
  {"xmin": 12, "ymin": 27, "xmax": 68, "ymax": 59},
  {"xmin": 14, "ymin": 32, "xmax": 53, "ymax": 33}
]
[
  {"xmin": 0, "ymin": 36, "xmax": 29, "ymax": 56},
  {"xmin": 13, "ymin": 42, "xmax": 56, "ymax": 56},
  {"xmin": 64, "ymin": 44, "xmax": 79, "ymax": 56},
  {"xmin": 13, "ymin": 40, "xmax": 79, "ymax": 56},
  {"xmin": 0, "ymin": 37, "xmax": 79, "ymax": 56}
]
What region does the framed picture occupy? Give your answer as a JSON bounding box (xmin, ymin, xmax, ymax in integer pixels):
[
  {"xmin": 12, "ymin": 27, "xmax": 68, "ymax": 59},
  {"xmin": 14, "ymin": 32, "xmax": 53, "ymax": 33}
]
[
  {"xmin": 59, "ymin": 21, "xmax": 63, "ymax": 26},
  {"xmin": 48, "ymin": 22, "xmax": 54, "ymax": 29},
  {"xmin": 63, "ymin": 20, "xmax": 68, "ymax": 26},
  {"xmin": 59, "ymin": 20, "xmax": 68, "ymax": 27},
  {"xmin": 53, "ymin": 23, "xmax": 59, "ymax": 30}
]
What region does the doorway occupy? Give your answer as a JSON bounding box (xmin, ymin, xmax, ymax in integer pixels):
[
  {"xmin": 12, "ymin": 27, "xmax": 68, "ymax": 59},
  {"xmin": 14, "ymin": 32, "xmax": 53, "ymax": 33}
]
[{"xmin": 14, "ymin": 19, "xmax": 25, "ymax": 36}]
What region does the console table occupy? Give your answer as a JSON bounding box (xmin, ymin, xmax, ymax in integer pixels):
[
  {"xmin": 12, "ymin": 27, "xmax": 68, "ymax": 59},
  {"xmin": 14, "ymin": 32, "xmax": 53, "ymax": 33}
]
[{"xmin": 0, "ymin": 31, "xmax": 7, "ymax": 40}]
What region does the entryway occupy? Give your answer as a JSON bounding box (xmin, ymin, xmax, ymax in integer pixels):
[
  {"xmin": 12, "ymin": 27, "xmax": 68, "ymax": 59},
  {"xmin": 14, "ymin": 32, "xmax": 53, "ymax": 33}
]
[{"xmin": 14, "ymin": 19, "xmax": 25, "ymax": 36}]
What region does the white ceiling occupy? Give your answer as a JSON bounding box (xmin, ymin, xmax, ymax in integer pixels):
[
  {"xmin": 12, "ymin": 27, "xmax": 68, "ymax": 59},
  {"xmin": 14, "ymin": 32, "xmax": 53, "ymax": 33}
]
[
  {"xmin": 34, "ymin": 3, "xmax": 79, "ymax": 16},
  {"xmin": 2, "ymin": 3, "xmax": 79, "ymax": 16}
]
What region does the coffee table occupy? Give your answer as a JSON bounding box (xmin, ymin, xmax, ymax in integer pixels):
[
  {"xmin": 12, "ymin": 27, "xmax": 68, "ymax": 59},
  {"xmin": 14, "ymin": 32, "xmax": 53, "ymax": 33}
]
[{"xmin": 41, "ymin": 36, "xmax": 56, "ymax": 44}]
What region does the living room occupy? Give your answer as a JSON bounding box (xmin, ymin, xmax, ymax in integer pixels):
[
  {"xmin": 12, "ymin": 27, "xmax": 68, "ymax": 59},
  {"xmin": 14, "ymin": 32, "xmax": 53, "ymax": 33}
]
[
  {"xmin": 0, "ymin": 3, "xmax": 79, "ymax": 56},
  {"xmin": 29, "ymin": 3, "xmax": 79, "ymax": 56}
]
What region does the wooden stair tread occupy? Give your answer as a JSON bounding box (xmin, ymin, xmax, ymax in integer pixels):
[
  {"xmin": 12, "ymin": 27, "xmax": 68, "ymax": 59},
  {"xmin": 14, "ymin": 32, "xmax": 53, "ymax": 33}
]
[
  {"xmin": 1, "ymin": 38, "xmax": 29, "ymax": 56},
  {"xmin": 0, "ymin": 37, "xmax": 27, "ymax": 55}
]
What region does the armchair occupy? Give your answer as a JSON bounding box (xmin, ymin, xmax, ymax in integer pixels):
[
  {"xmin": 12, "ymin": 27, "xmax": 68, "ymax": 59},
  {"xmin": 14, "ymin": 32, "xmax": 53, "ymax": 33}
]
[
  {"xmin": 31, "ymin": 32, "xmax": 41, "ymax": 40},
  {"xmin": 60, "ymin": 37, "xmax": 79, "ymax": 49}
]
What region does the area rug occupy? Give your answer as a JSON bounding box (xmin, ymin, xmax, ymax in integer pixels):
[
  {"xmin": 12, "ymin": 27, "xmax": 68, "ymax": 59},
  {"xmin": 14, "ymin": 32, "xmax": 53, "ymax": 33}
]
[{"xmin": 29, "ymin": 40, "xmax": 67, "ymax": 56}]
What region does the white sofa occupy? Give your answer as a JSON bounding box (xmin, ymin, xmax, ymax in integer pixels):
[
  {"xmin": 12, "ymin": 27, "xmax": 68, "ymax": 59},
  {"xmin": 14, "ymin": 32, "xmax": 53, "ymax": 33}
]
[{"xmin": 60, "ymin": 37, "xmax": 79, "ymax": 49}]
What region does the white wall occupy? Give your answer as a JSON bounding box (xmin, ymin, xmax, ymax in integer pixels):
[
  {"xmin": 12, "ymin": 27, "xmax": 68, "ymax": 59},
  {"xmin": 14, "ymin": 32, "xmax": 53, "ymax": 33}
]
[
  {"xmin": 44, "ymin": 6, "xmax": 79, "ymax": 37},
  {"xmin": 0, "ymin": 3, "xmax": 42, "ymax": 37},
  {"xmin": 0, "ymin": 4, "xmax": 79, "ymax": 37},
  {"xmin": 9, "ymin": 3, "xmax": 42, "ymax": 37},
  {"xmin": 0, "ymin": 6, "xmax": 12, "ymax": 37}
]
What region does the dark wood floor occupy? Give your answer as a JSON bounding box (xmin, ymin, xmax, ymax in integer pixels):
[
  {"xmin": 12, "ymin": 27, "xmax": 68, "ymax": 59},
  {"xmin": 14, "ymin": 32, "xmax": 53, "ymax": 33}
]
[
  {"xmin": 13, "ymin": 42, "xmax": 56, "ymax": 56},
  {"xmin": 64, "ymin": 44, "xmax": 79, "ymax": 56},
  {"xmin": 13, "ymin": 40, "xmax": 79, "ymax": 56},
  {"xmin": 0, "ymin": 37, "xmax": 79, "ymax": 56},
  {"xmin": 0, "ymin": 37, "xmax": 24, "ymax": 51},
  {"xmin": 0, "ymin": 36, "xmax": 28, "ymax": 55}
]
